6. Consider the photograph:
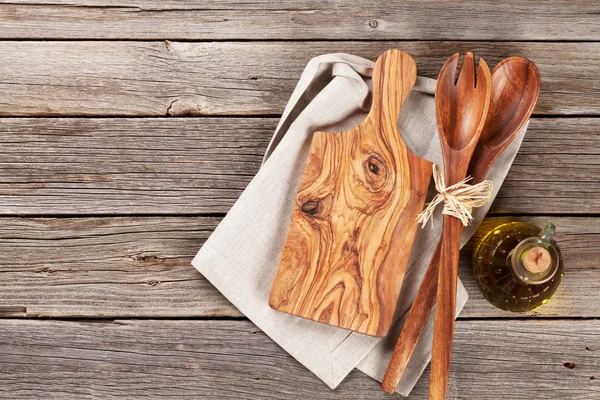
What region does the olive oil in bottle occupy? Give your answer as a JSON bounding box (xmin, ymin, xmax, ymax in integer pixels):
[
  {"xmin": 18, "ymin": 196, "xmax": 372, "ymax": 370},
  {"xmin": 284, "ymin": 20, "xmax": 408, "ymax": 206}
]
[{"xmin": 473, "ymin": 222, "xmax": 563, "ymax": 312}]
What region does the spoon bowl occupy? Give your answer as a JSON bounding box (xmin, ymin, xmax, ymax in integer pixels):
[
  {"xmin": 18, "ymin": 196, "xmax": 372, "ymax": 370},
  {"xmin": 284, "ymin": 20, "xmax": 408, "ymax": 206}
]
[{"xmin": 470, "ymin": 57, "xmax": 541, "ymax": 180}]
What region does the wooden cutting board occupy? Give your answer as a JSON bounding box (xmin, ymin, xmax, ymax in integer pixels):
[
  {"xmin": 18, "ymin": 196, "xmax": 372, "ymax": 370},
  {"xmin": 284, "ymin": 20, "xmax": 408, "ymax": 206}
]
[{"xmin": 268, "ymin": 49, "xmax": 432, "ymax": 337}]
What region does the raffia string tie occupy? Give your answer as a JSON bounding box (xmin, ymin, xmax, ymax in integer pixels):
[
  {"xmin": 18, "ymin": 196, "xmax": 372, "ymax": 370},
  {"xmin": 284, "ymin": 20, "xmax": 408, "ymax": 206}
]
[{"xmin": 416, "ymin": 164, "xmax": 494, "ymax": 228}]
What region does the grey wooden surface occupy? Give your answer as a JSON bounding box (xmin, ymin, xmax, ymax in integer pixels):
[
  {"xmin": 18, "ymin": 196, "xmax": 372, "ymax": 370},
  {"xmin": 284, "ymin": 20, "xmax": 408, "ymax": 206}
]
[
  {"xmin": 0, "ymin": 1, "xmax": 598, "ymax": 399},
  {"xmin": 1, "ymin": 319, "xmax": 598, "ymax": 399},
  {"xmin": 0, "ymin": 41, "xmax": 598, "ymax": 116},
  {"xmin": 0, "ymin": 216, "xmax": 598, "ymax": 319},
  {"xmin": 0, "ymin": 118, "xmax": 597, "ymax": 215},
  {"xmin": 1, "ymin": 0, "xmax": 599, "ymax": 41}
]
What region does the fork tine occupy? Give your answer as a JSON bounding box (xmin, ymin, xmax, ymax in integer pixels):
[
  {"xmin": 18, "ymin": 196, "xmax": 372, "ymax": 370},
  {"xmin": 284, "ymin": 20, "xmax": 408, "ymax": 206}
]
[
  {"xmin": 436, "ymin": 53, "xmax": 459, "ymax": 108},
  {"xmin": 477, "ymin": 58, "xmax": 491, "ymax": 91},
  {"xmin": 456, "ymin": 51, "xmax": 475, "ymax": 88}
]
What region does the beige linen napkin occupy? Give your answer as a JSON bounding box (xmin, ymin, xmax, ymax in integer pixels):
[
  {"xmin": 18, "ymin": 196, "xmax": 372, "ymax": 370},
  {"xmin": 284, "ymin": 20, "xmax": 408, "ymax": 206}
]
[{"xmin": 192, "ymin": 52, "xmax": 527, "ymax": 396}]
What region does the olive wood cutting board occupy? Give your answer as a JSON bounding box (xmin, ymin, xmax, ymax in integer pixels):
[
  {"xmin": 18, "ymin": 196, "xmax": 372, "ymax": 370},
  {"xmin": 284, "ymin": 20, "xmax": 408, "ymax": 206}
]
[{"xmin": 269, "ymin": 49, "xmax": 432, "ymax": 337}]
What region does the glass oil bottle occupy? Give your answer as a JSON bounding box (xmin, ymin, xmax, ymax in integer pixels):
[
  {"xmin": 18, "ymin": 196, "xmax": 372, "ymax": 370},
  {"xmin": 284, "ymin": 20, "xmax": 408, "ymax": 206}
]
[{"xmin": 473, "ymin": 222, "xmax": 563, "ymax": 312}]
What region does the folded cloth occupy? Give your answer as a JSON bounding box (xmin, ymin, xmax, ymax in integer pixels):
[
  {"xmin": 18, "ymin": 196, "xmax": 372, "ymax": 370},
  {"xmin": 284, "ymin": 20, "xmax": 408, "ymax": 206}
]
[{"xmin": 192, "ymin": 52, "xmax": 527, "ymax": 396}]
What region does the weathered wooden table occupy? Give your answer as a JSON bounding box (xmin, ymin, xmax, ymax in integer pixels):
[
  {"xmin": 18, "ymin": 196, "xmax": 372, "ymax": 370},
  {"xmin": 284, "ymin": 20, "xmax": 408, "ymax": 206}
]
[{"xmin": 1, "ymin": 2, "xmax": 598, "ymax": 399}]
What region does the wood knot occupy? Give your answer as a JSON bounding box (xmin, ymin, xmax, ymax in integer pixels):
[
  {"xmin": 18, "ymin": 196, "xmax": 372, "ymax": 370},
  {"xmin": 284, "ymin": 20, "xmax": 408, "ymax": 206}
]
[
  {"xmin": 166, "ymin": 98, "xmax": 204, "ymax": 116},
  {"xmin": 368, "ymin": 20, "xmax": 379, "ymax": 28},
  {"xmin": 36, "ymin": 267, "xmax": 57, "ymax": 276},
  {"xmin": 301, "ymin": 200, "xmax": 321, "ymax": 216},
  {"xmin": 562, "ymin": 361, "xmax": 576, "ymax": 369},
  {"xmin": 132, "ymin": 255, "xmax": 159, "ymax": 263},
  {"xmin": 363, "ymin": 154, "xmax": 388, "ymax": 190},
  {"xmin": 368, "ymin": 160, "xmax": 380, "ymax": 174}
]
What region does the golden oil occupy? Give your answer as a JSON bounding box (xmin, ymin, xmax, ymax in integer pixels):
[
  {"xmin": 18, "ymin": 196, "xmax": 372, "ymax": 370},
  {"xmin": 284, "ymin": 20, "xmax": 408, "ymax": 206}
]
[{"xmin": 473, "ymin": 222, "xmax": 563, "ymax": 312}]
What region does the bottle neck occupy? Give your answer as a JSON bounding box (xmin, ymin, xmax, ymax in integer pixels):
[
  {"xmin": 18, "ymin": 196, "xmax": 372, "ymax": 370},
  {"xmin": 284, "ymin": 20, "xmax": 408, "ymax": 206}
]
[{"xmin": 509, "ymin": 237, "xmax": 559, "ymax": 285}]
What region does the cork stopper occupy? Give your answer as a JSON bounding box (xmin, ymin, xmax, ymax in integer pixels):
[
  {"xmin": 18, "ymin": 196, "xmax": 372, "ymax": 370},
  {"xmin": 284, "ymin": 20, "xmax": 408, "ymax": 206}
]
[{"xmin": 523, "ymin": 247, "xmax": 551, "ymax": 273}]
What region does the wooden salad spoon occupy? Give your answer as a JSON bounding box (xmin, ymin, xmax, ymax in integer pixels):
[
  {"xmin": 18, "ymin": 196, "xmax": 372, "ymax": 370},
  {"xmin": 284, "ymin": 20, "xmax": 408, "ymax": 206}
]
[
  {"xmin": 381, "ymin": 56, "xmax": 541, "ymax": 394},
  {"xmin": 429, "ymin": 52, "xmax": 491, "ymax": 400}
]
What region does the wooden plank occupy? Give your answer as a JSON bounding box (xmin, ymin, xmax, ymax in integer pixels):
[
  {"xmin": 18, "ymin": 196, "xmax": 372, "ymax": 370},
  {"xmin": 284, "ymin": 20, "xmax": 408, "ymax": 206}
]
[
  {"xmin": 1, "ymin": 1, "xmax": 599, "ymax": 41},
  {"xmin": 0, "ymin": 318, "xmax": 597, "ymax": 399},
  {"xmin": 0, "ymin": 216, "xmax": 242, "ymax": 318},
  {"xmin": 0, "ymin": 216, "xmax": 597, "ymax": 319},
  {"xmin": 0, "ymin": 118, "xmax": 597, "ymax": 215},
  {"xmin": 0, "ymin": 41, "xmax": 598, "ymax": 116},
  {"xmin": 0, "ymin": 117, "xmax": 272, "ymax": 215},
  {"xmin": 494, "ymin": 117, "xmax": 600, "ymax": 214}
]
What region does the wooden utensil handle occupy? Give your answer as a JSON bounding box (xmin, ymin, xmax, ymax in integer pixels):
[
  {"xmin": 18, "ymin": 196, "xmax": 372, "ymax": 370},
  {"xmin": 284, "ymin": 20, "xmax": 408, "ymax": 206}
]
[
  {"xmin": 430, "ymin": 214, "xmax": 464, "ymax": 400},
  {"xmin": 368, "ymin": 49, "xmax": 418, "ymax": 126},
  {"xmin": 381, "ymin": 243, "xmax": 441, "ymax": 393}
]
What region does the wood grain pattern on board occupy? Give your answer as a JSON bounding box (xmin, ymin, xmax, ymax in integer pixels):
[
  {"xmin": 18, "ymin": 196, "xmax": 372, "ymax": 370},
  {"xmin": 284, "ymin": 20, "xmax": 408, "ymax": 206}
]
[
  {"xmin": 269, "ymin": 50, "xmax": 431, "ymax": 336},
  {"xmin": 1, "ymin": 0, "xmax": 598, "ymax": 41},
  {"xmin": 0, "ymin": 41, "xmax": 598, "ymax": 116},
  {"xmin": 0, "ymin": 117, "xmax": 597, "ymax": 216},
  {"xmin": 0, "ymin": 216, "xmax": 597, "ymax": 319},
  {"xmin": 0, "ymin": 319, "xmax": 597, "ymax": 399}
]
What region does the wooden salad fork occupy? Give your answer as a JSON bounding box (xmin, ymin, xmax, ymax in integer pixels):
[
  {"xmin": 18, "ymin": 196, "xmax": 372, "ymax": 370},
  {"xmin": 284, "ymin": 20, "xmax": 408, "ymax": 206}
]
[
  {"xmin": 429, "ymin": 52, "xmax": 491, "ymax": 400},
  {"xmin": 381, "ymin": 56, "xmax": 541, "ymax": 395}
]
